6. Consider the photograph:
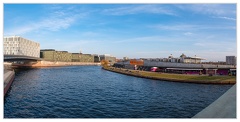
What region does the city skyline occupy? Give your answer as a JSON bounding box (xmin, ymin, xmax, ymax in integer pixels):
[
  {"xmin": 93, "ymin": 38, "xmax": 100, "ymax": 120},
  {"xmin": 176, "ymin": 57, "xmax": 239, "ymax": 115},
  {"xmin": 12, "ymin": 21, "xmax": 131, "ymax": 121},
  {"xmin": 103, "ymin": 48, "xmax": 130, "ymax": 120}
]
[{"xmin": 3, "ymin": 4, "xmax": 236, "ymax": 61}]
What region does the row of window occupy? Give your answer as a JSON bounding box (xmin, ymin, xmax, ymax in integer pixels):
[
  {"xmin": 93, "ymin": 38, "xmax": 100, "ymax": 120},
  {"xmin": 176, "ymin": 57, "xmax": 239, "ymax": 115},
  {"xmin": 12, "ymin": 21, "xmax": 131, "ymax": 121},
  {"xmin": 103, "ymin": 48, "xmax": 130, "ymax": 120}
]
[
  {"xmin": 4, "ymin": 44, "xmax": 19, "ymax": 46},
  {"xmin": 4, "ymin": 47, "xmax": 20, "ymax": 49},
  {"xmin": 4, "ymin": 51, "xmax": 40, "ymax": 56},
  {"xmin": 4, "ymin": 42, "xmax": 40, "ymax": 46},
  {"xmin": 4, "ymin": 47, "xmax": 39, "ymax": 50},
  {"xmin": 4, "ymin": 39, "xmax": 39, "ymax": 46}
]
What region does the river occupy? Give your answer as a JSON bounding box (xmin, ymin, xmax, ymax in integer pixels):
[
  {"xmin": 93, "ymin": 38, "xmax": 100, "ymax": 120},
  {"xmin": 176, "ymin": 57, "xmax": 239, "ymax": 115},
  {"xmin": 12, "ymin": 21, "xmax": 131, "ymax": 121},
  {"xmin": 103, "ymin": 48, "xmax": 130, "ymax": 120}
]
[{"xmin": 4, "ymin": 66, "xmax": 232, "ymax": 118}]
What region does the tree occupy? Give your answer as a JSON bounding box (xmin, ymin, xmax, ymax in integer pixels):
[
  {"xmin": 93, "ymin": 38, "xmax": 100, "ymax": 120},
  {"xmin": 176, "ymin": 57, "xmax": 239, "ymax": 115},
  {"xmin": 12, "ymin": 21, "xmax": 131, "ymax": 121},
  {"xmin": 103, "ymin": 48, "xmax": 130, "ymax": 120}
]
[{"xmin": 101, "ymin": 60, "xmax": 109, "ymax": 67}]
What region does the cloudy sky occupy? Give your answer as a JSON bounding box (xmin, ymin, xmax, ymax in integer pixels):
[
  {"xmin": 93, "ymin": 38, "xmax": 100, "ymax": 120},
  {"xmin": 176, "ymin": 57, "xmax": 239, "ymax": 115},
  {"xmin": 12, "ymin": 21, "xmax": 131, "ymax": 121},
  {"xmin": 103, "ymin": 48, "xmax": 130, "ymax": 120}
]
[{"xmin": 4, "ymin": 4, "xmax": 236, "ymax": 61}]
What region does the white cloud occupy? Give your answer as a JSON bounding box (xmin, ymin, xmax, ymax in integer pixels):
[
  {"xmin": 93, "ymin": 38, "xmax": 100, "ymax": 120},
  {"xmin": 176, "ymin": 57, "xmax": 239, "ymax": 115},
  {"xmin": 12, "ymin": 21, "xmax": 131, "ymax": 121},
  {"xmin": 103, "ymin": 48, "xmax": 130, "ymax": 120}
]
[
  {"xmin": 5, "ymin": 17, "xmax": 77, "ymax": 35},
  {"xmin": 102, "ymin": 5, "xmax": 177, "ymax": 16},
  {"xmin": 4, "ymin": 5, "xmax": 87, "ymax": 35},
  {"xmin": 176, "ymin": 4, "xmax": 236, "ymax": 16},
  {"xmin": 213, "ymin": 16, "xmax": 236, "ymax": 21},
  {"xmin": 150, "ymin": 24, "xmax": 235, "ymax": 31},
  {"xmin": 194, "ymin": 43, "xmax": 205, "ymax": 46},
  {"xmin": 149, "ymin": 24, "xmax": 196, "ymax": 31},
  {"xmin": 113, "ymin": 36, "xmax": 170, "ymax": 43},
  {"xmin": 40, "ymin": 17, "xmax": 76, "ymax": 31},
  {"xmin": 183, "ymin": 32, "xmax": 193, "ymax": 36}
]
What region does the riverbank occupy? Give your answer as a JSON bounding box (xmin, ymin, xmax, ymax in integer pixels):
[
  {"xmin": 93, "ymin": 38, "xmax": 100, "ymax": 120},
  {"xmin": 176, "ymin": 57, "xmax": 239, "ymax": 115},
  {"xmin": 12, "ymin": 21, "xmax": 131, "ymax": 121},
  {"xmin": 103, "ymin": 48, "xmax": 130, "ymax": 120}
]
[
  {"xmin": 12, "ymin": 61, "xmax": 101, "ymax": 68},
  {"xmin": 103, "ymin": 66, "xmax": 236, "ymax": 84},
  {"xmin": 4, "ymin": 70, "xmax": 15, "ymax": 96}
]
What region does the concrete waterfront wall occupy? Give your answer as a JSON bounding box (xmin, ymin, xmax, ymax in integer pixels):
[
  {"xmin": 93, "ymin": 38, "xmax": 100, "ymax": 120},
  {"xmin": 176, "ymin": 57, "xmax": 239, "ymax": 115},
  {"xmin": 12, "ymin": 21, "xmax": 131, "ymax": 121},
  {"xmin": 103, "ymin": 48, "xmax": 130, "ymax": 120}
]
[
  {"xmin": 193, "ymin": 85, "xmax": 236, "ymax": 118},
  {"xmin": 12, "ymin": 61, "xmax": 101, "ymax": 67},
  {"xmin": 4, "ymin": 70, "xmax": 15, "ymax": 96},
  {"xmin": 4, "ymin": 62, "xmax": 13, "ymax": 70}
]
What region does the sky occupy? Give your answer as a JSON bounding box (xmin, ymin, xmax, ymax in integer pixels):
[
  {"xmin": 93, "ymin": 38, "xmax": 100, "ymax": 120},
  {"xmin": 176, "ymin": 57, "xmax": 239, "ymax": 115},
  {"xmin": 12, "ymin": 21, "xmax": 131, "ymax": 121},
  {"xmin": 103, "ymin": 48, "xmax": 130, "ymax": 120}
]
[{"xmin": 3, "ymin": 4, "xmax": 236, "ymax": 61}]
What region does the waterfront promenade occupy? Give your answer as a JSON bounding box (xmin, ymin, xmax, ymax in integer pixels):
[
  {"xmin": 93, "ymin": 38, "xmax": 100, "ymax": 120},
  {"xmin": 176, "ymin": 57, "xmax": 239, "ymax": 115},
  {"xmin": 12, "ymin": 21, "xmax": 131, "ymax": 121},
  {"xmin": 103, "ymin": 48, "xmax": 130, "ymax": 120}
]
[
  {"xmin": 4, "ymin": 69, "xmax": 15, "ymax": 96},
  {"xmin": 193, "ymin": 84, "xmax": 236, "ymax": 118},
  {"xmin": 102, "ymin": 66, "xmax": 236, "ymax": 84},
  {"xmin": 12, "ymin": 60, "xmax": 101, "ymax": 68}
]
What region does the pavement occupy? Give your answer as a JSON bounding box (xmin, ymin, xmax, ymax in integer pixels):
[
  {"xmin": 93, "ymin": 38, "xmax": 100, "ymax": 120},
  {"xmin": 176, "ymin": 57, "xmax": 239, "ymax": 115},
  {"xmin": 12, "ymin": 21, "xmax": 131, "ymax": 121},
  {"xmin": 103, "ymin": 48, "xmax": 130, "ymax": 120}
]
[
  {"xmin": 4, "ymin": 70, "xmax": 14, "ymax": 88},
  {"xmin": 193, "ymin": 84, "xmax": 236, "ymax": 118}
]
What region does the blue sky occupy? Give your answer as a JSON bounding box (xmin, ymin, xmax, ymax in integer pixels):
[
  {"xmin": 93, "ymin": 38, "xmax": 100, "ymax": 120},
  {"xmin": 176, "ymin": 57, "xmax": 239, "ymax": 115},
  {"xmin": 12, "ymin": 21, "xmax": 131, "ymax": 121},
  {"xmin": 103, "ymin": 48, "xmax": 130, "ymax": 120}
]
[{"xmin": 4, "ymin": 4, "xmax": 236, "ymax": 61}]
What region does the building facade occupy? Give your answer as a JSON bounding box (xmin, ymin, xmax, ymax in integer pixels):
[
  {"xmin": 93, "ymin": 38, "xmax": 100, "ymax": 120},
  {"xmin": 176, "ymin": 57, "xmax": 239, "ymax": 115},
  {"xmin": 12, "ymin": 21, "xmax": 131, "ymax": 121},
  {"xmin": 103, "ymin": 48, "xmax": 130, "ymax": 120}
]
[
  {"xmin": 4, "ymin": 36, "xmax": 40, "ymax": 57},
  {"xmin": 79, "ymin": 54, "xmax": 94, "ymax": 62},
  {"xmin": 40, "ymin": 49, "xmax": 56, "ymax": 61},
  {"xmin": 40, "ymin": 49, "xmax": 94, "ymax": 62},
  {"xmin": 226, "ymin": 56, "xmax": 237, "ymax": 65},
  {"xmin": 140, "ymin": 54, "xmax": 204, "ymax": 64},
  {"xmin": 71, "ymin": 53, "xmax": 80, "ymax": 62},
  {"xmin": 99, "ymin": 54, "xmax": 116, "ymax": 65},
  {"xmin": 93, "ymin": 54, "xmax": 101, "ymax": 62}
]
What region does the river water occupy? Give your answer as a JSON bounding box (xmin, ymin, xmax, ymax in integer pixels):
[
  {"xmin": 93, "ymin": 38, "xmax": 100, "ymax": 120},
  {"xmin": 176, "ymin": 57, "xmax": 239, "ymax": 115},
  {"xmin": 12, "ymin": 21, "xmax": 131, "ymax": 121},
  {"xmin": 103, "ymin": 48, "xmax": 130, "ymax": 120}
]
[{"xmin": 4, "ymin": 66, "xmax": 232, "ymax": 118}]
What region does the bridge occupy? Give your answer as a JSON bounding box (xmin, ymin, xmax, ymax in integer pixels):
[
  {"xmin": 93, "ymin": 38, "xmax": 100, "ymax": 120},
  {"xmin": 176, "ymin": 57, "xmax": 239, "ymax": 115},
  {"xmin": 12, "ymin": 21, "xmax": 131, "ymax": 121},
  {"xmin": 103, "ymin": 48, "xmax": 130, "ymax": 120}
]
[{"xmin": 4, "ymin": 55, "xmax": 43, "ymax": 62}]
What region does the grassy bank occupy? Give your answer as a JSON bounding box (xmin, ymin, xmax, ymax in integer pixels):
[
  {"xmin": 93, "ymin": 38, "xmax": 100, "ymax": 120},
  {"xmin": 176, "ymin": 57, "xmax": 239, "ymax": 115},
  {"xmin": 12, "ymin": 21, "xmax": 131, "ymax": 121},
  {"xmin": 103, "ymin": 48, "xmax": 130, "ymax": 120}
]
[{"xmin": 103, "ymin": 66, "xmax": 236, "ymax": 84}]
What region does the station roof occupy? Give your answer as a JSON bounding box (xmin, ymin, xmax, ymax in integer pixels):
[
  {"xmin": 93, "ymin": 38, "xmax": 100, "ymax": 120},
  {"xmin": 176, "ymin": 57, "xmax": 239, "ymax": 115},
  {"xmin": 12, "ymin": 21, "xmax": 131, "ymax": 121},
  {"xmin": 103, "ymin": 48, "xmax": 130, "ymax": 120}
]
[
  {"xmin": 166, "ymin": 68, "xmax": 203, "ymax": 70},
  {"xmin": 185, "ymin": 57, "xmax": 205, "ymax": 60}
]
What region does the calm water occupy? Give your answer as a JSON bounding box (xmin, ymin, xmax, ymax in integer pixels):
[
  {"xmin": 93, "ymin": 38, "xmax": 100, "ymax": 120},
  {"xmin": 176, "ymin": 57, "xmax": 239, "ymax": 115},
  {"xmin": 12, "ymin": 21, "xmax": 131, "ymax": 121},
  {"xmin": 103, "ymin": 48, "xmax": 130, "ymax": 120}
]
[{"xmin": 4, "ymin": 66, "xmax": 232, "ymax": 118}]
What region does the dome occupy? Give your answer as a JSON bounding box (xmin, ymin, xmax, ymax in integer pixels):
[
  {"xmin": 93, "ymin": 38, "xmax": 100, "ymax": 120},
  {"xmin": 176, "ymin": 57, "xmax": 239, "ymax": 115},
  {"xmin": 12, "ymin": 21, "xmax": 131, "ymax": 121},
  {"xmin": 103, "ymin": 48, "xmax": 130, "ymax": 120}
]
[{"xmin": 180, "ymin": 53, "xmax": 186, "ymax": 58}]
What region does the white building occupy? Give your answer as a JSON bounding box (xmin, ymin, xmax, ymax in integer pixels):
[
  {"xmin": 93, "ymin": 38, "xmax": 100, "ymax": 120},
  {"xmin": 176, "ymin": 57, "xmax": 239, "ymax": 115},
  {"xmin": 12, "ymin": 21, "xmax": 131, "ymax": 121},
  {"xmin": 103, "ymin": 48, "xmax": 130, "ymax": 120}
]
[
  {"xmin": 179, "ymin": 54, "xmax": 204, "ymax": 63},
  {"xmin": 3, "ymin": 36, "xmax": 40, "ymax": 58},
  {"xmin": 123, "ymin": 57, "xmax": 129, "ymax": 60},
  {"xmin": 226, "ymin": 56, "xmax": 236, "ymax": 65},
  {"xmin": 140, "ymin": 54, "xmax": 204, "ymax": 64}
]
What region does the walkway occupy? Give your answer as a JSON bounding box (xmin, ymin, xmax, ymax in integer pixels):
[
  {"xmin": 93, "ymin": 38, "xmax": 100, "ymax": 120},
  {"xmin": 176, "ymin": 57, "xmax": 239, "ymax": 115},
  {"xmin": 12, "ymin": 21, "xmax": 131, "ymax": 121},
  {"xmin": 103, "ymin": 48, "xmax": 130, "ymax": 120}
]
[{"xmin": 193, "ymin": 84, "xmax": 236, "ymax": 118}]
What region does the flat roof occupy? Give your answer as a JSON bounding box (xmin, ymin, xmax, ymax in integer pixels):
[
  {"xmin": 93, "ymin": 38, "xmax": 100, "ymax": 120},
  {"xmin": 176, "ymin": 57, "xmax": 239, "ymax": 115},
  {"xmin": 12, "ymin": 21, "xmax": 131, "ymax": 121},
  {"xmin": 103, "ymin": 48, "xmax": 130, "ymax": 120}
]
[
  {"xmin": 185, "ymin": 57, "xmax": 205, "ymax": 60},
  {"xmin": 166, "ymin": 68, "xmax": 203, "ymax": 70},
  {"xmin": 40, "ymin": 49, "xmax": 55, "ymax": 51}
]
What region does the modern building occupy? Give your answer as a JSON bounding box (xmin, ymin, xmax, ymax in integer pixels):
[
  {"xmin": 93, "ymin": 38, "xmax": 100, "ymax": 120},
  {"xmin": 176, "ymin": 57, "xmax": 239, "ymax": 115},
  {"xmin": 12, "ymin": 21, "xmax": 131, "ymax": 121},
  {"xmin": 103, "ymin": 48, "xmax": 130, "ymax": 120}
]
[
  {"xmin": 226, "ymin": 56, "xmax": 237, "ymax": 65},
  {"xmin": 40, "ymin": 49, "xmax": 94, "ymax": 62},
  {"xmin": 41, "ymin": 49, "xmax": 72, "ymax": 62},
  {"xmin": 3, "ymin": 36, "xmax": 40, "ymax": 57},
  {"xmin": 114, "ymin": 54, "xmax": 236, "ymax": 75},
  {"xmin": 141, "ymin": 54, "xmax": 204, "ymax": 64},
  {"xmin": 79, "ymin": 54, "xmax": 94, "ymax": 62},
  {"xmin": 71, "ymin": 53, "xmax": 94, "ymax": 62},
  {"xmin": 71, "ymin": 53, "xmax": 80, "ymax": 62},
  {"xmin": 93, "ymin": 54, "xmax": 101, "ymax": 62},
  {"xmin": 55, "ymin": 51, "xmax": 72, "ymax": 62},
  {"xmin": 40, "ymin": 49, "xmax": 56, "ymax": 61},
  {"xmin": 99, "ymin": 54, "xmax": 116, "ymax": 65}
]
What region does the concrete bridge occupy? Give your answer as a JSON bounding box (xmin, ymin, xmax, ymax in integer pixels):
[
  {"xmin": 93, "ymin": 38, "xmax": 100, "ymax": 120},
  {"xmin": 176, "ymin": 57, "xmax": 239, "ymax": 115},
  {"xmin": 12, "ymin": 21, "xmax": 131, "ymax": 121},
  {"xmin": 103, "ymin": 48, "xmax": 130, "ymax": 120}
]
[{"xmin": 4, "ymin": 55, "xmax": 42, "ymax": 62}]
